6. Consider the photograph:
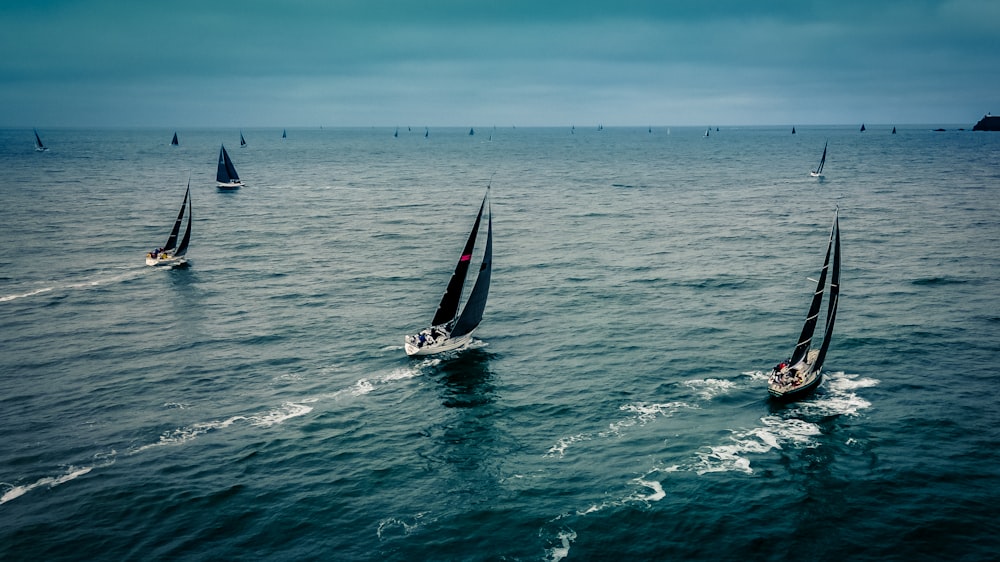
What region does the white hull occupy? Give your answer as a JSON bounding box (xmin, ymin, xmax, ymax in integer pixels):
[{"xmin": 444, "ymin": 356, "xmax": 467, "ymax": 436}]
[
  {"xmin": 217, "ymin": 180, "xmax": 243, "ymax": 189},
  {"xmin": 404, "ymin": 331, "xmax": 474, "ymax": 356},
  {"xmin": 146, "ymin": 254, "xmax": 187, "ymax": 267},
  {"xmin": 810, "ymin": 171, "xmax": 823, "ymax": 177},
  {"xmin": 768, "ymin": 349, "xmax": 821, "ymax": 398}
]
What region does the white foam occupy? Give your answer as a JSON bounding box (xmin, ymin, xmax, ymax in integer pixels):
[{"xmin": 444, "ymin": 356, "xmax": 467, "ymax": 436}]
[
  {"xmin": 545, "ymin": 433, "xmax": 592, "ymax": 458},
  {"xmin": 1, "ymin": 451, "xmax": 116, "ymax": 506},
  {"xmin": 630, "ymin": 478, "xmax": 666, "ymax": 502},
  {"xmin": 376, "ymin": 512, "xmax": 429, "ymax": 540},
  {"xmin": 249, "ymin": 402, "xmax": 312, "ymax": 427},
  {"xmin": 683, "ymin": 377, "xmax": 738, "ymax": 400},
  {"xmin": 692, "ymin": 416, "xmax": 821, "ymax": 475},
  {"xmin": 545, "ymin": 529, "xmax": 577, "ymax": 562},
  {"xmin": 0, "ymin": 287, "xmax": 54, "ymax": 302},
  {"xmin": 604, "ymin": 401, "xmax": 695, "ymax": 436}
]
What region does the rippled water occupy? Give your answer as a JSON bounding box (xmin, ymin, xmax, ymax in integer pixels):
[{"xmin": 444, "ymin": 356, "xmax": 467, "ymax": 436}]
[{"xmin": 1, "ymin": 125, "xmax": 998, "ymax": 560}]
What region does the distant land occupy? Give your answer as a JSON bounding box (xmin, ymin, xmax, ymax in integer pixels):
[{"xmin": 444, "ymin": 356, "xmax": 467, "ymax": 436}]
[{"xmin": 973, "ymin": 114, "xmax": 1000, "ymax": 131}]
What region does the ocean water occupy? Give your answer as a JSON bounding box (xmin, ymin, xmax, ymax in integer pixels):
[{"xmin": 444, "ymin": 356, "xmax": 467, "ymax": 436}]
[{"xmin": 1, "ymin": 125, "xmax": 998, "ymax": 561}]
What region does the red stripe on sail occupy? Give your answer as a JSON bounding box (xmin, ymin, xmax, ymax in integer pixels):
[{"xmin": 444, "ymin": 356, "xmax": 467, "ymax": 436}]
[{"xmin": 460, "ymin": 254, "xmax": 472, "ymax": 262}]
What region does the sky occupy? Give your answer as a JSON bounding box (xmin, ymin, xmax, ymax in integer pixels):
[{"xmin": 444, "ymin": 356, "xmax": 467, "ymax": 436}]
[{"xmin": 2, "ymin": 0, "xmax": 998, "ymax": 127}]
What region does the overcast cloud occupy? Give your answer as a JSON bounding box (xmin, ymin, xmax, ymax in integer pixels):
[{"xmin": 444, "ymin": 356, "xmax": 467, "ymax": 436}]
[{"xmin": 2, "ymin": 0, "xmax": 997, "ymax": 127}]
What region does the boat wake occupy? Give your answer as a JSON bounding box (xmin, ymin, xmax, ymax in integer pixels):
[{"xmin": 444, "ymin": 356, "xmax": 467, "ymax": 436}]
[
  {"xmin": 0, "ymin": 450, "xmax": 116, "ymax": 505},
  {"xmin": 1, "ymin": 360, "xmax": 438, "ymax": 507},
  {"xmin": 0, "ymin": 269, "xmax": 148, "ymax": 303},
  {"xmin": 545, "ymin": 401, "xmax": 696, "ymax": 458}
]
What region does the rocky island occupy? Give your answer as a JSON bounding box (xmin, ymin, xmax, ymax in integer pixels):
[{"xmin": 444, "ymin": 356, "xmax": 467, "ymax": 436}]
[{"xmin": 973, "ymin": 114, "xmax": 1000, "ymax": 131}]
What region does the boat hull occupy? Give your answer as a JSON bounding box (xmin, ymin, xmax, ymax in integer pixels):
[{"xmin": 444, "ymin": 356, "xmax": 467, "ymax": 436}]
[
  {"xmin": 217, "ymin": 181, "xmax": 242, "ymax": 189},
  {"xmin": 767, "ymin": 350, "xmax": 822, "ymax": 400},
  {"xmin": 404, "ymin": 331, "xmax": 474, "ymax": 356},
  {"xmin": 810, "ymin": 171, "xmax": 823, "ymax": 178},
  {"xmin": 145, "ymin": 255, "xmax": 187, "ymax": 267}
]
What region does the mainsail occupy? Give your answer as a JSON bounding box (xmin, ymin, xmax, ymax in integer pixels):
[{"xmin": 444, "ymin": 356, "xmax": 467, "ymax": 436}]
[
  {"xmin": 171, "ymin": 132, "xmax": 179, "ymax": 146},
  {"xmin": 431, "ymin": 192, "xmax": 487, "ymax": 327},
  {"xmin": 814, "ymin": 141, "xmax": 828, "ymax": 175},
  {"xmin": 813, "ymin": 211, "xmax": 840, "ymax": 371},
  {"xmin": 789, "ymin": 212, "xmax": 837, "ymax": 366},
  {"xmin": 451, "ymin": 201, "xmax": 492, "ymax": 338},
  {"xmin": 217, "ymin": 145, "xmax": 240, "ymax": 184},
  {"xmin": 163, "ymin": 183, "xmax": 191, "ymax": 253},
  {"xmin": 34, "ymin": 129, "xmax": 46, "ymax": 150},
  {"xmin": 240, "ymin": 131, "xmax": 246, "ymax": 147}
]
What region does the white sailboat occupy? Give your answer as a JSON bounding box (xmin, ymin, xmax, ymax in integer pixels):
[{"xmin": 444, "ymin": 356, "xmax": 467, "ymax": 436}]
[
  {"xmin": 768, "ymin": 209, "xmax": 841, "ymax": 400},
  {"xmin": 405, "ymin": 188, "xmax": 493, "ymax": 356},
  {"xmin": 146, "ymin": 182, "xmax": 192, "ymax": 267}
]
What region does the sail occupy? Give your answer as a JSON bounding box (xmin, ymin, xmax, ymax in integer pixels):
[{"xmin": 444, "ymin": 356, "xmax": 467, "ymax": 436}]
[
  {"xmin": 162, "ymin": 185, "xmax": 190, "ymax": 252},
  {"xmin": 813, "ymin": 212, "xmax": 840, "ymax": 371},
  {"xmin": 282, "ymin": 129, "xmax": 287, "ymax": 138},
  {"xmin": 430, "ymin": 193, "xmax": 487, "ymax": 327},
  {"xmin": 815, "ymin": 142, "xmax": 828, "ymax": 174},
  {"xmin": 451, "ymin": 202, "xmax": 492, "ymax": 338},
  {"xmin": 240, "ymin": 131, "xmax": 246, "ymax": 146},
  {"xmin": 789, "ymin": 216, "xmax": 835, "ymax": 366},
  {"xmin": 217, "ymin": 145, "xmax": 239, "ymax": 183},
  {"xmin": 171, "ymin": 132, "xmax": 179, "ymax": 146},
  {"xmin": 860, "ymin": 124, "xmax": 866, "ymax": 132},
  {"xmin": 34, "ymin": 129, "xmax": 45, "ymax": 150}
]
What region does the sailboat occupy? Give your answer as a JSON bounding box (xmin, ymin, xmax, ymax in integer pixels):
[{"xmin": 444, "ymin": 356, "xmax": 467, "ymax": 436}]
[
  {"xmin": 892, "ymin": 126, "xmax": 897, "ymax": 134},
  {"xmin": 810, "ymin": 141, "xmax": 828, "ymax": 177},
  {"xmin": 171, "ymin": 132, "xmax": 179, "ymax": 146},
  {"xmin": 216, "ymin": 144, "xmax": 243, "ymax": 188},
  {"xmin": 282, "ymin": 129, "xmax": 287, "ymax": 139},
  {"xmin": 860, "ymin": 123, "xmax": 866, "ymax": 132},
  {"xmin": 240, "ymin": 130, "xmax": 246, "ymax": 147},
  {"xmin": 469, "ymin": 127, "xmax": 475, "ymax": 136},
  {"xmin": 146, "ymin": 182, "xmax": 192, "ymax": 267},
  {"xmin": 791, "ymin": 126, "xmax": 796, "ymax": 134},
  {"xmin": 394, "ymin": 127, "xmax": 399, "ymax": 138},
  {"xmin": 705, "ymin": 128, "xmax": 711, "ymax": 137},
  {"xmin": 767, "ymin": 209, "xmax": 841, "ymax": 400},
  {"xmin": 404, "ymin": 188, "xmax": 493, "ymax": 356},
  {"xmin": 33, "ymin": 129, "xmax": 48, "ymax": 151}
]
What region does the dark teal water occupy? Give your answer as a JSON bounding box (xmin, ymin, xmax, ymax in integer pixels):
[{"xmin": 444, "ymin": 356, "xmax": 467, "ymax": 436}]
[{"xmin": 1, "ymin": 126, "xmax": 998, "ymax": 561}]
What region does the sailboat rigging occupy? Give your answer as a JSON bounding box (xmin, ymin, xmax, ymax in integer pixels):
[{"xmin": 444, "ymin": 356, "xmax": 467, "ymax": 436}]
[
  {"xmin": 810, "ymin": 141, "xmax": 828, "ymax": 177},
  {"xmin": 216, "ymin": 145, "xmax": 243, "ymax": 188},
  {"xmin": 404, "ymin": 187, "xmax": 493, "ymax": 356},
  {"xmin": 146, "ymin": 181, "xmax": 192, "ymax": 267},
  {"xmin": 767, "ymin": 209, "xmax": 841, "ymax": 400}
]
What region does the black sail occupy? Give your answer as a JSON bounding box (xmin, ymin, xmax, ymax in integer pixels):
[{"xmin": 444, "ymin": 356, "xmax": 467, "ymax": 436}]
[
  {"xmin": 217, "ymin": 145, "xmax": 239, "ymax": 183},
  {"xmin": 174, "ymin": 182, "xmax": 193, "ymax": 257},
  {"xmin": 813, "ymin": 212, "xmax": 840, "ymax": 372},
  {"xmin": 430, "ymin": 193, "xmax": 487, "ymax": 327},
  {"xmin": 34, "ymin": 129, "xmax": 45, "ymax": 149},
  {"xmin": 789, "ymin": 215, "xmax": 835, "ymax": 366},
  {"xmin": 240, "ymin": 131, "xmax": 246, "ymax": 146},
  {"xmin": 163, "ymin": 185, "xmax": 190, "ymax": 252},
  {"xmin": 815, "ymin": 141, "xmax": 827, "ymax": 174},
  {"xmin": 171, "ymin": 132, "xmax": 178, "ymax": 146},
  {"xmin": 452, "ymin": 202, "xmax": 492, "ymax": 338}
]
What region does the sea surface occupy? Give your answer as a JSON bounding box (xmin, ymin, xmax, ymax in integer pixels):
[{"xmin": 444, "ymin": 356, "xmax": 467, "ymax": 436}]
[{"xmin": 1, "ymin": 125, "xmax": 998, "ymax": 561}]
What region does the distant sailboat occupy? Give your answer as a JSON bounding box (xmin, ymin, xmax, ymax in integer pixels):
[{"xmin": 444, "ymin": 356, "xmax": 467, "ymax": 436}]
[
  {"xmin": 425, "ymin": 127, "xmax": 429, "ymax": 138},
  {"xmin": 394, "ymin": 127, "xmax": 399, "ymax": 138},
  {"xmin": 892, "ymin": 126, "xmax": 897, "ymax": 134},
  {"xmin": 767, "ymin": 209, "xmax": 841, "ymax": 400},
  {"xmin": 404, "ymin": 187, "xmax": 493, "ymax": 356},
  {"xmin": 33, "ymin": 129, "xmax": 48, "ymax": 151},
  {"xmin": 282, "ymin": 129, "xmax": 287, "ymax": 139},
  {"xmin": 705, "ymin": 128, "xmax": 711, "ymax": 137},
  {"xmin": 240, "ymin": 130, "xmax": 246, "ymax": 147},
  {"xmin": 860, "ymin": 123, "xmax": 866, "ymax": 132},
  {"xmin": 810, "ymin": 141, "xmax": 828, "ymax": 178},
  {"xmin": 171, "ymin": 132, "xmax": 179, "ymax": 146},
  {"xmin": 216, "ymin": 145, "xmax": 243, "ymax": 189},
  {"xmin": 469, "ymin": 127, "xmax": 475, "ymax": 136},
  {"xmin": 146, "ymin": 181, "xmax": 192, "ymax": 267},
  {"xmin": 792, "ymin": 126, "xmax": 796, "ymax": 134}
]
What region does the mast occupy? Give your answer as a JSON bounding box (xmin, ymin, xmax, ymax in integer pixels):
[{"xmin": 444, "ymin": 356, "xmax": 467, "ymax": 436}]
[
  {"xmin": 789, "ymin": 215, "xmax": 836, "ymax": 366},
  {"xmin": 452, "ymin": 196, "xmax": 492, "ymax": 338},
  {"xmin": 430, "ymin": 192, "xmax": 487, "ymax": 327}
]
